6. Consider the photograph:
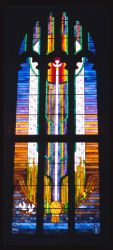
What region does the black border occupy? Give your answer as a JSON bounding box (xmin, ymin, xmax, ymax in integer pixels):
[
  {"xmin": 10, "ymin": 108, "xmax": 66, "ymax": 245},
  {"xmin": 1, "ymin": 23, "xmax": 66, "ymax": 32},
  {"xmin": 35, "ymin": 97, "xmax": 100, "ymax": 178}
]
[{"xmin": 2, "ymin": 1, "xmax": 113, "ymax": 249}]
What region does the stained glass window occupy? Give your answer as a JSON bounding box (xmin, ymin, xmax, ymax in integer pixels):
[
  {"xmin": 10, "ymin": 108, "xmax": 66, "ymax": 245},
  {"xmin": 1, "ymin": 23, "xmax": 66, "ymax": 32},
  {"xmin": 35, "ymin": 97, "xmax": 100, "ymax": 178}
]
[{"xmin": 12, "ymin": 11, "xmax": 100, "ymax": 235}]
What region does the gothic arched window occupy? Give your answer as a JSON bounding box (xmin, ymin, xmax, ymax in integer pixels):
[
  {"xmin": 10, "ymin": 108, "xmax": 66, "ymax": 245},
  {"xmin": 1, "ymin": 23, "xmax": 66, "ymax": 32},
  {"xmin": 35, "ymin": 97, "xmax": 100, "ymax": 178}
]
[
  {"xmin": 11, "ymin": 11, "xmax": 100, "ymax": 236},
  {"xmin": 4, "ymin": 4, "xmax": 112, "ymax": 247}
]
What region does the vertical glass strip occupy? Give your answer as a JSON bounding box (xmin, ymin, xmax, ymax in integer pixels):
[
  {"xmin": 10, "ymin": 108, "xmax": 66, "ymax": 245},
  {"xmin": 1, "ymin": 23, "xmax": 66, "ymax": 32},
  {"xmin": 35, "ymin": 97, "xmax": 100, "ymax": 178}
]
[
  {"xmin": 74, "ymin": 57, "xmax": 98, "ymax": 134},
  {"xmin": 33, "ymin": 21, "xmax": 41, "ymax": 54},
  {"xmin": 74, "ymin": 21, "xmax": 82, "ymax": 54},
  {"xmin": 15, "ymin": 57, "xmax": 39, "ymax": 135},
  {"xmin": 12, "ymin": 142, "xmax": 38, "ymax": 234},
  {"xmin": 47, "ymin": 13, "xmax": 54, "ymax": 54},
  {"xmin": 43, "ymin": 143, "xmax": 68, "ymax": 233},
  {"xmin": 19, "ymin": 34, "xmax": 27, "ymax": 55},
  {"xmin": 45, "ymin": 58, "xmax": 68, "ymax": 135},
  {"xmin": 88, "ymin": 33, "xmax": 96, "ymax": 54},
  {"xmin": 61, "ymin": 12, "xmax": 68, "ymax": 54},
  {"xmin": 74, "ymin": 142, "xmax": 100, "ymax": 234}
]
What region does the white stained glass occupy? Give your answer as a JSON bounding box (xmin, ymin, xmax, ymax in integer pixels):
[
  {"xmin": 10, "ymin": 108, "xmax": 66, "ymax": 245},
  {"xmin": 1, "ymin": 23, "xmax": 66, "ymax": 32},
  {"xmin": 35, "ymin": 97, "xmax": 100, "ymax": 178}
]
[
  {"xmin": 28, "ymin": 59, "xmax": 38, "ymax": 135},
  {"xmin": 76, "ymin": 115, "xmax": 85, "ymax": 134},
  {"xmin": 76, "ymin": 59, "xmax": 85, "ymax": 134},
  {"xmin": 29, "ymin": 115, "xmax": 38, "ymax": 134},
  {"xmin": 76, "ymin": 95, "xmax": 84, "ymax": 114},
  {"xmin": 33, "ymin": 40, "xmax": 40, "ymax": 54},
  {"xmin": 75, "ymin": 60, "xmax": 84, "ymax": 93},
  {"xmin": 75, "ymin": 40, "xmax": 81, "ymax": 53},
  {"xmin": 28, "ymin": 143, "xmax": 38, "ymax": 163},
  {"xmin": 74, "ymin": 142, "xmax": 85, "ymax": 172}
]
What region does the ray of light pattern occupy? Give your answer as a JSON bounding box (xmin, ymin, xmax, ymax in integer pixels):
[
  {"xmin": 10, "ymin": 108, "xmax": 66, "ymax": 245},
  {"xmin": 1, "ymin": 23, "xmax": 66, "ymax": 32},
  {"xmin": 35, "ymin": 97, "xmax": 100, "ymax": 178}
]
[{"xmin": 43, "ymin": 142, "xmax": 68, "ymax": 233}]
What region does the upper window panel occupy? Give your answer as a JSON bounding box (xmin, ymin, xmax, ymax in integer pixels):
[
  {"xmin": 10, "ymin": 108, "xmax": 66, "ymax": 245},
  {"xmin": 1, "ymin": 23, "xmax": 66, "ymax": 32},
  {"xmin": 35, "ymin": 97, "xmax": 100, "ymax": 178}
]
[
  {"xmin": 32, "ymin": 21, "xmax": 41, "ymax": 54},
  {"xmin": 19, "ymin": 34, "xmax": 27, "ymax": 55},
  {"xmin": 74, "ymin": 21, "xmax": 82, "ymax": 54},
  {"xmin": 15, "ymin": 58, "xmax": 39, "ymax": 135},
  {"xmin": 47, "ymin": 13, "xmax": 55, "ymax": 54},
  {"xmin": 74, "ymin": 58, "xmax": 98, "ymax": 134},
  {"xmin": 61, "ymin": 12, "xmax": 68, "ymax": 54},
  {"xmin": 45, "ymin": 58, "xmax": 68, "ymax": 135},
  {"xmin": 15, "ymin": 12, "xmax": 97, "ymax": 135}
]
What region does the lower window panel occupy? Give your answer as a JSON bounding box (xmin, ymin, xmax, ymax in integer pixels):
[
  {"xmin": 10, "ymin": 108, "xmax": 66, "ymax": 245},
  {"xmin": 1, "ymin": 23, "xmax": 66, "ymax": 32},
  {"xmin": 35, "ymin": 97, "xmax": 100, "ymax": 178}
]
[
  {"xmin": 12, "ymin": 142, "xmax": 38, "ymax": 234},
  {"xmin": 74, "ymin": 142, "xmax": 100, "ymax": 233},
  {"xmin": 12, "ymin": 142, "xmax": 100, "ymax": 234}
]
